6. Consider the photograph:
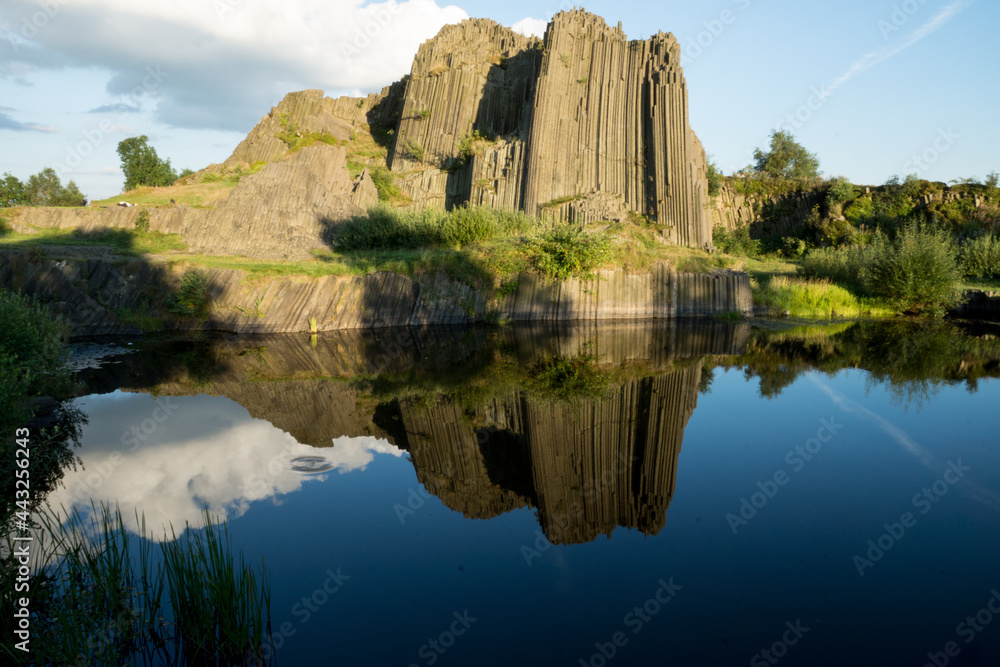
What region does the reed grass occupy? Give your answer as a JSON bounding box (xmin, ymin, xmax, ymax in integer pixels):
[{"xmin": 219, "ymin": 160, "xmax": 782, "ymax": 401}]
[{"xmin": 0, "ymin": 502, "xmax": 272, "ymax": 666}]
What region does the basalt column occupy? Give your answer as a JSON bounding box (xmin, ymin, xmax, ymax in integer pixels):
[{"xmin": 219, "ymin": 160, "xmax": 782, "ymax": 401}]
[{"xmin": 522, "ymin": 10, "xmax": 711, "ymax": 247}]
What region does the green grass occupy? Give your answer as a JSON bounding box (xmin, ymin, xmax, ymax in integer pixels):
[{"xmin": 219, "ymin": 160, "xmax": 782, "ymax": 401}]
[
  {"xmin": 91, "ymin": 181, "xmax": 236, "ymax": 208},
  {"xmin": 0, "ymin": 227, "xmax": 186, "ymax": 255},
  {"xmin": 753, "ymin": 275, "xmax": 894, "ymax": 319},
  {"xmin": 540, "ymin": 193, "xmax": 587, "ymax": 209},
  {"xmin": 0, "ymin": 503, "xmax": 273, "ymax": 666}
]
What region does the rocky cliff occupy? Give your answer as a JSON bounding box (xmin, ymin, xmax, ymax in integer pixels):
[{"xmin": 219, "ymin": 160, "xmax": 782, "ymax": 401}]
[
  {"xmin": 10, "ymin": 142, "xmax": 377, "ymax": 260},
  {"xmin": 0, "ymin": 251, "xmax": 752, "ymax": 336},
  {"xmin": 388, "ymin": 10, "xmax": 711, "ymax": 247},
  {"xmin": 12, "ymin": 11, "xmax": 711, "ymax": 258}
]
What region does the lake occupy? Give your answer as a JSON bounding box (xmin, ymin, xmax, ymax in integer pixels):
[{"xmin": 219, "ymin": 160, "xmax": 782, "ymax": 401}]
[{"xmin": 48, "ymin": 319, "xmax": 1000, "ymax": 666}]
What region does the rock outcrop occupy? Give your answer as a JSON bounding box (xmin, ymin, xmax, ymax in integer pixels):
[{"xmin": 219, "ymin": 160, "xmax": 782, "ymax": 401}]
[
  {"xmin": 11, "ymin": 10, "xmax": 712, "ymax": 259},
  {"xmin": 10, "ymin": 143, "xmax": 374, "ymax": 260},
  {"xmin": 0, "ymin": 252, "xmax": 753, "ymax": 336},
  {"xmin": 389, "ymin": 10, "xmax": 712, "ymax": 247}
]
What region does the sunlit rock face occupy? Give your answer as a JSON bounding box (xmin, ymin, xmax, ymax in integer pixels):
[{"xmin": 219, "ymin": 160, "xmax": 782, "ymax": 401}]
[{"xmin": 390, "ymin": 10, "xmax": 712, "ymax": 247}]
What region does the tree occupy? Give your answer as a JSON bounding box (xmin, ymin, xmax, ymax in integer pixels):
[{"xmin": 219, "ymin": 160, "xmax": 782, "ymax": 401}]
[
  {"xmin": 752, "ymin": 130, "xmax": 820, "ymax": 180},
  {"xmin": 24, "ymin": 168, "xmax": 86, "ymax": 206},
  {"xmin": 0, "ymin": 173, "xmax": 26, "ymax": 208},
  {"xmin": 116, "ymin": 135, "xmax": 177, "ymax": 191}
]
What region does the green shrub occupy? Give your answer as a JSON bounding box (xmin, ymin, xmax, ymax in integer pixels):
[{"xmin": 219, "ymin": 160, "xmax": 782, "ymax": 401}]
[
  {"xmin": 456, "ymin": 130, "xmax": 491, "ymax": 163},
  {"xmin": 781, "ymin": 236, "xmax": 807, "ymax": 259},
  {"xmin": 960, "ymin": 234, "xmax": 1000, "ymax": 278},
  {"xmin": 524, "ymin": 228, "xmax": 613, "ymax": 281},
  {"xmin": 170, "ymin": 269, "xmax": 212, "ymax": 319},
  {"xmin": 134, "ymin": 209, "xmax": 150, "ymax": 233},
  {"xmin": 404, "ymin": 140, "xmax": 425, "ymax": 163},
  {"xmin": 713, "ymin": 225, "xmax": 761, "ymax": 258},
  {"xmin": 0, "ymin": 289, "xmax": 73, "ymax": 452},
  {"xmin": 866, "ymin": 223, "xmax": 962, "ymax": 315},
  {"xmin": 818, "ymin": 218, "xmax": 857, "ymax": 247},
  {"xmin": 334, "ymin": 204, "xmax": 542, "ymax": 251},
  {"xmin": 826, "ymin": 177, "xmax": 858, "ymax": 209},
  {"xmin": 800, "ymin": 243, "xmax": 878, "ymax": 294},
  {"xmin": 707, "ymin": 160, "xmax": 723, "ymax": 197},
  {"xmin": 843, "ymin": 196, "xmax": 874, "ymax": 225}
]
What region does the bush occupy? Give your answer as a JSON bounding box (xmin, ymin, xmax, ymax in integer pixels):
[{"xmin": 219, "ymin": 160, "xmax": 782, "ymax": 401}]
[
  {"xmin": 800, "ymin": 244, "xmax": 876, "ymax": 294},
  {"xmin": 524, "ymin": 229, "xmax": 613, "ymax": 281},
  {"xmin": 817, "ymin": 218, "xmax": 857, "ymax": 247},
  {"xmin": 802, "ymin": 224, "xmax": 962, "ymax": 315},
  {"xmin": 713, "ymin": 225, "xmax": 761, "ymax": 258},
  {"xmin": 781, "ymin": 236, "xmax": 807, "ymax": 259},
  {"xmin": 960, "ymin": 234, "xmax": 1000, "ymax": 278},
  {"xmin": 826, "ymin": 177, "xmax": 858, "ymax": 210},
  {"xmin": 333, "ymin": 204, "xmax": 541, "ymax": 251},
  {"xmin": 843, "ymin": 196, "xmax": 874, "ymax": 225},
  {"xmin": 170, "ymin": 269, "xmax": 211, "ymax": 319},
  {"xmin": 134, "ymin": 209, "xmax": 150, "ymax": 233},
  {"xmin": 868, "ymin": 223, "xmax": 962, "ymax": 315},
  {"xmin": 707, "ymin": 160, "xmax": 723, "ymax": 197}
]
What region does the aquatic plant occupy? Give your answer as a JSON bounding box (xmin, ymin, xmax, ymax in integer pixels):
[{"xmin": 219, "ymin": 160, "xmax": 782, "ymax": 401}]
[{"xmin": 0, "ymin": 503, "xmax": 273, "ymax": 666}]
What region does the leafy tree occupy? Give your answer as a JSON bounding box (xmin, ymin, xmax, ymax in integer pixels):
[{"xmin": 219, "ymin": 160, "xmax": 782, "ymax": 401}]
[
  {"xmin": 752, "ymin": 130, "xmax": 820, "ymax": 180},
  {"xmin": 0, "ymin": 173, "xmax": 26, "ymax": 208},
  {"xmin": 981, "ymin": 171, "xmax": 999, "ymax": 201},
  {"xmin": 117, "ymin": 135, "xmax": 178, "ymax": 191},
  {"xmin": 24, "ymin": 168, "xmax": 86, "ymax": 206},
  {"xmin": 0, "ymin": 169, "xmax": 85, "ymax": 207}
]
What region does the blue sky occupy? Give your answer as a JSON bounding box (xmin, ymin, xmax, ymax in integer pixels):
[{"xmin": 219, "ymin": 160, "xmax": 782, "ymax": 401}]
[{"xmin": 1, "ymin": 0, "xmax": 996, "ymax": 200}]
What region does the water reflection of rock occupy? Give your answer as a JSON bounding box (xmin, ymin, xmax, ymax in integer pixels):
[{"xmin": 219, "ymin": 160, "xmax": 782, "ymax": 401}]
[
  {"xmin": 392, "ymin": 321, "xmax": 748, "ymax": 544},
  {"xmin": 95, "ymin": 321, "xmax": 749, "ymax": 544},
  {"xmin": 395, "ymin": 365, "xmax": 705, "ymax": 544}
]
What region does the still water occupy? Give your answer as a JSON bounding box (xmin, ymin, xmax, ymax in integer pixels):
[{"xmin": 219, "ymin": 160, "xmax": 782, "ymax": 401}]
[{"xmin": 55, "ymin": 320, "xmax": 1000, "ymax": 666}]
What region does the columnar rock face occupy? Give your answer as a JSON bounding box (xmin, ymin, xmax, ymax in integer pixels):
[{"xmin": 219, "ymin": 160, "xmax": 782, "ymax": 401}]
[
  {"xmin": 388, "ymin": 10, "xmax": 712, "ymax": 248},
  {"xmin": 0, "ymin": 252, "xmax": 752, "ymax": 336}
]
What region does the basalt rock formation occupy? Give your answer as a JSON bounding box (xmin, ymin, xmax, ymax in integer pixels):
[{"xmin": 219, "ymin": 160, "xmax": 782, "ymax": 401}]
[
  {"xmin": 0, "ymin": 251, "xmax": 752, "ymax": 336},
  {"xmin": 387, "ymin": 10, "xmax": 712, "ymax": 247}
]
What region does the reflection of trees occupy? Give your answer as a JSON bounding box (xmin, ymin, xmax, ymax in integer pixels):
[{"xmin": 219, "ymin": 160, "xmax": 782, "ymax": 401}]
[{"xmin": 716, "ymin": 320, "xmax": 1000, "ymax": 406}]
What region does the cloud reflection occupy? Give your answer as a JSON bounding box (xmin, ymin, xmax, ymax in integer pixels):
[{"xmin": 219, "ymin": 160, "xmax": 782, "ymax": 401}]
[{"xmin": 45, "ymin": 392, "xmax": 403, "ymax": 541}]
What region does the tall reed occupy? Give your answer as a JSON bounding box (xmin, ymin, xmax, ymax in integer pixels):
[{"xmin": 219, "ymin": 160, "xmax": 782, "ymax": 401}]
[{"xmin": 1, "ymin": 502, "xmax": 272, "ymax": 666}]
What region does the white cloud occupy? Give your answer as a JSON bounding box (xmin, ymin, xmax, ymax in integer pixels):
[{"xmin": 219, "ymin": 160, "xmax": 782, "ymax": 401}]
[
  {"xmin": 0, "ymin": 0, "xmax": 469, "ymax": 131},
  {"xmin": 511, "ymin": 17, "xmax": 548, "ymax": 38}
]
